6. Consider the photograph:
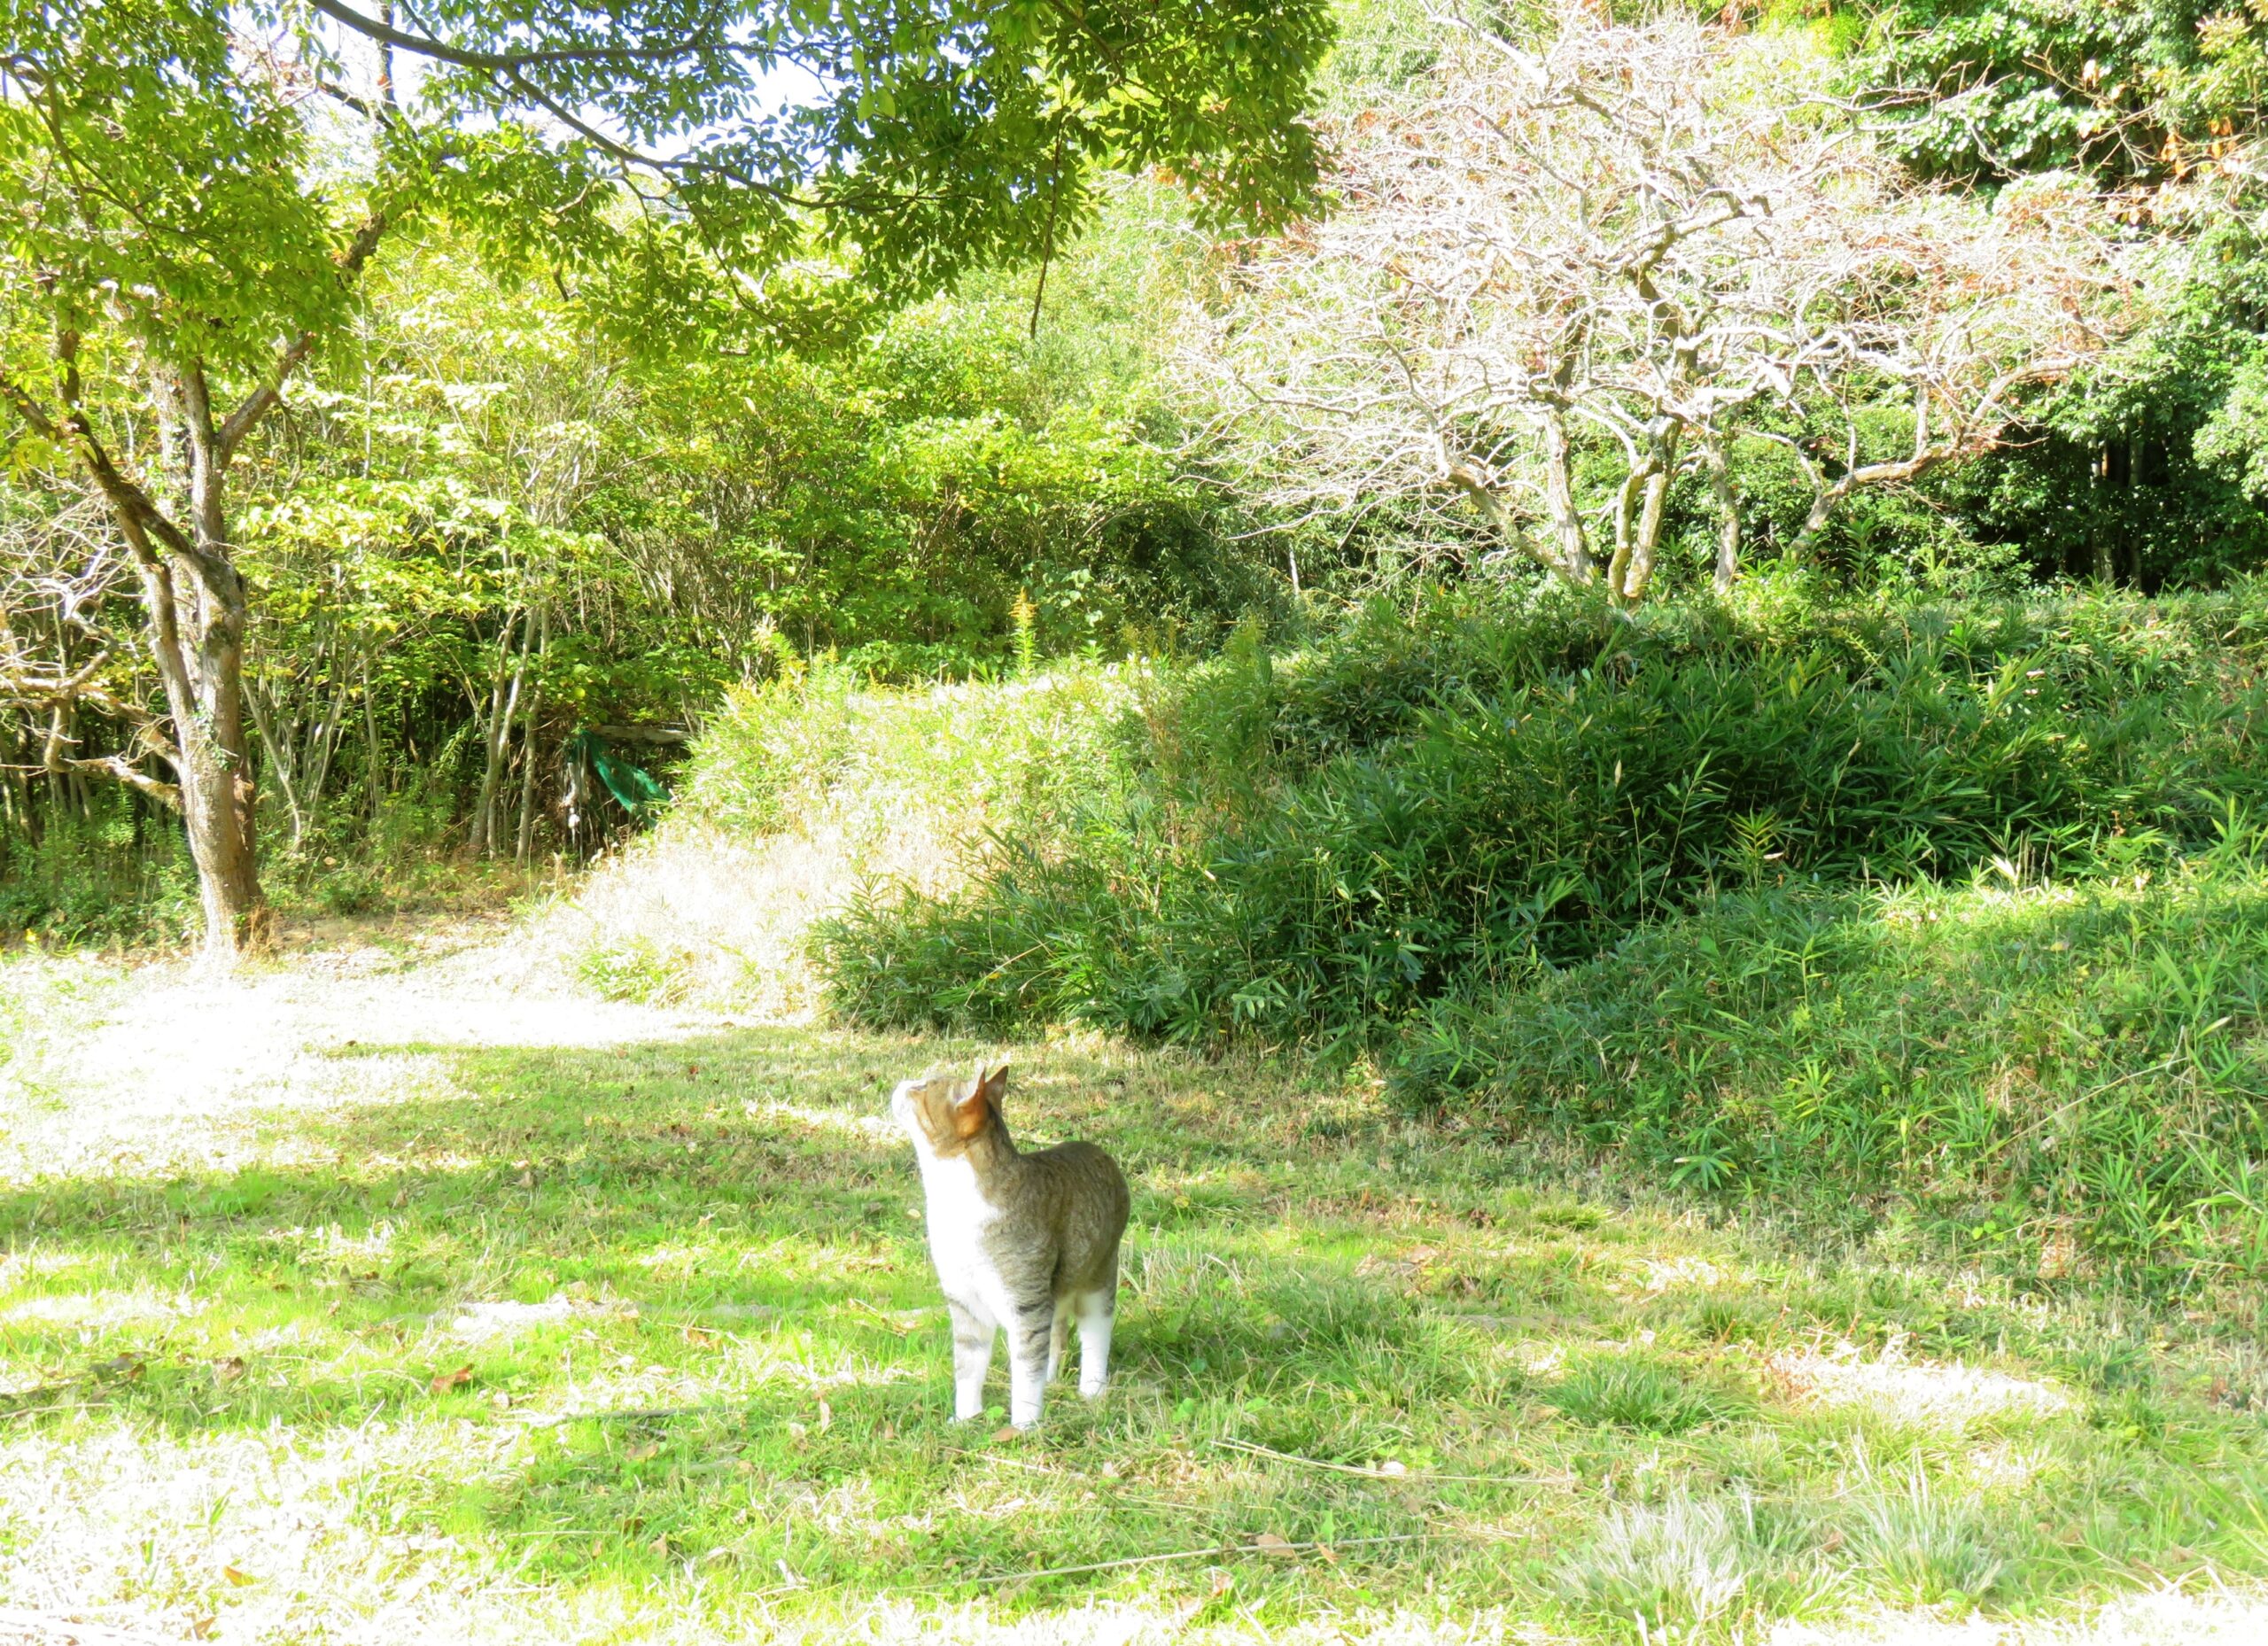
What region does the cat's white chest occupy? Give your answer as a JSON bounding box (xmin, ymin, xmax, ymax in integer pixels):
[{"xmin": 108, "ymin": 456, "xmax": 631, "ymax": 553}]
[{"xmin": 918, "ymin": 1153, "xmax": 1002, "ymax": 1295}]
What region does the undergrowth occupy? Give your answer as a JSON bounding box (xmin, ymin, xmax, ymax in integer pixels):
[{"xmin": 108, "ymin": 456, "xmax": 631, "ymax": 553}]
[
  {"xmin": 656, "ymin": 583, "xmax": 2268, "ymax": 1289},
  {"xmin": 816, "ymin": 586, "xmax": 2268, "ymax": 1049},
  {"xmin": 1393, "ymin": 835, "xmax": 2268, "ymax": 1295},
  {"xmin": 541, "ymin": 664, "xmax": 1144, "ymax": 1013}
]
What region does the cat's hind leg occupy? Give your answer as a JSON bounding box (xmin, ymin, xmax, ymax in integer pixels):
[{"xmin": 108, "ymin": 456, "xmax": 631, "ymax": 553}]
[
  {"xmin": 1046, "ymin": 1296, "xmax": 1072, "ymax": 1384},
  {"xmin": 1075, "ymin": 1287, "xmax": 1115, "ymax": 1400},
  {"xmin": 947, "ymin": 1298, "xmax": 994, "ymax": 1423},
  {"xmin": 1006, "ymin": 1293, "xmax": 1055, "ymax": 1429}
]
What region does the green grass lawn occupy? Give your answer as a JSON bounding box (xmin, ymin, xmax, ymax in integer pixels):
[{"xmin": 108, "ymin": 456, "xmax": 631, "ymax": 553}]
[{"xmin": 3, "ymin": 962, "xmax": 2266, "ymax": 1643}]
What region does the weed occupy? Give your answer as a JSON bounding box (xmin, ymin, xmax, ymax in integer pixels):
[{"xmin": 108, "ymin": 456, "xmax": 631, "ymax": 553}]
[
  {"xmin": 1548, "ymin": 1351, "xmax": 1733, "ymax": 1433},
  {"xmin": 1552, "ymin": 1491, "xmax": 1771, "ymax": 1628},
  {"xmin": 1841, "ymin": 1467, "xmax": 2011, "ymax": 1607},
  {"xmin": 576, "ymin": 936, "xmax": 689, "ymax": 1003}
]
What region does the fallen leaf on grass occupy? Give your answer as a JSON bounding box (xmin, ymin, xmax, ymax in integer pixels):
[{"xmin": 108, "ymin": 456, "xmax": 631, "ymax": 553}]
[
  {"xmin": 516, "ymin": 1170, "xmax": 537, "ymax": 1189},
  {"xmin": 625, "ymin": 1440, "xmax": 661, "ymax": 1463},
  {"xmin": 213, "ymin": 1357, "xmax": 246, "ymax": 1384},
  {"xmin": 1254, "ymin": 1532, "xmax": 1297, "ymax": 1558},
  {"xmin": 222, "ymin": 1565, "xmax": 257, "ymax": 1587},
  {"xmin": 992, "ymin": 1425, "xmax": 1021, "ymax": 1443},
  {"xmin": 190, "ymin": 1618, "xmax": 217, "ymax": 1640},
  {"xmin": 428, "ymin": 1365, "xmax": 474, "ymax": 1394}
]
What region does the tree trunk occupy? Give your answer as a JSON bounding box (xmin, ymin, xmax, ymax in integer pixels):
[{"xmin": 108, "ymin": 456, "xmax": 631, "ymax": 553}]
[
  {"xmin": 245, "ymin": 678, "xmax": 307, "ymax": 853},
  {"xmin": 361, "ymin": 649, "xmax": 384, "ymax": 823},
  {"xmin": 46, "ymin": 359, "xmax": 270, "ymax": 961},
  {"xmin": 468, "ymin": 609, "xmax": 524, "ymax": 858},
  {"xmin": 1792, "ymin": 483, "xmax": 1842, "ymax": 563},
  {"xmin": 514, "ymin": 604, "xmax": 549, "ymax": 862},
  {"xmin": 35, "ymin": 483, "xmax": 260, "ymax": 960},
  {"xmin": 1618, "ymin": 426, "xmax": 1681, "ymax": 605},
  {"xmin": 166, "ymin": 366, "xmax": 267, "ymax": 959},
  {"xmin": 1539, "ymin": 406, "xmax": 1595, "ymax": 585},
  {"xmin": 2089, "ymin": 439, "xmax": 2115, "ymax": 585},
  {"xmin": 123, "ymin": 538, "xmax": 262, "ymax": 959},
  {"xmin": 1703, "ymin": 439, "xmax": 1741, "ymax": 594}
]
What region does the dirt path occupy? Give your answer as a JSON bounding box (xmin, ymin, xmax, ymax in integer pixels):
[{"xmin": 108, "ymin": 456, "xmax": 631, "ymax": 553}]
[{"xmin": 1, "ymin": 917, "xmax": 718, "ymax": 1183}]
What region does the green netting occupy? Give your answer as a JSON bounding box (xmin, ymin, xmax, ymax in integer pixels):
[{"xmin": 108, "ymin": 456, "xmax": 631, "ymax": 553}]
[{"xmin": 564, "ymin": 730, "xmax": 668, "ymax": 819}]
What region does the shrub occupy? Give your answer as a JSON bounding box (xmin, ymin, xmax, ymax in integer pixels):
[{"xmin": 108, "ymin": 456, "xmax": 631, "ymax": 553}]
[
  {"xmin": 0, "ymin": 804, "xmax": 198, "ymax": 948},
  {"xmin": 819, "ymin": 585, "xmax": 2268, "ymax": 1048}
]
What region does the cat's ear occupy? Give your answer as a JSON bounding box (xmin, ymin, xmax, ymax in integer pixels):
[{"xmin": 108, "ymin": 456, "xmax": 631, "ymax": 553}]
[{"xmin": 954, "ymin": 1063, "xmax": 1007, "ymax": 1139}]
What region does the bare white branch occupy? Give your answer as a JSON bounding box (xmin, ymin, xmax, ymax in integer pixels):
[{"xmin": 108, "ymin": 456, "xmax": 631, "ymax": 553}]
[{"xmin": 1179, "ymin": 3, "xmax": 2149, "ymax": 602}]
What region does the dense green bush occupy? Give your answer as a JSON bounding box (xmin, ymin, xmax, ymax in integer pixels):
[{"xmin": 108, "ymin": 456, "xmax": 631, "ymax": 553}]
[
  {"xmin": 677, "ymin": 660, "xmax": 1144, "ymax": 842},
  {"xmin": 0, "ymin": 803, "xmax": 198, "ymax": 947},
  {"xmin": 816, "ymin": 586, "xmax": 2268, "ymax": 1047}
]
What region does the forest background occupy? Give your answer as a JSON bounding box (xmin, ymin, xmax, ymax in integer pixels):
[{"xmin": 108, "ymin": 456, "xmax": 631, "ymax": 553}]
[{"xmin": 3, "ymin": 0, "xmax": 2267, "ymax": 943}]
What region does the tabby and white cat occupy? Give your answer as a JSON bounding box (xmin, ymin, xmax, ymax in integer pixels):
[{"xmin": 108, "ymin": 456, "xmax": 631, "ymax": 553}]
[{"xmin": 890, "ymin": 1062, "xmax": 1130, "ymax": 1430}]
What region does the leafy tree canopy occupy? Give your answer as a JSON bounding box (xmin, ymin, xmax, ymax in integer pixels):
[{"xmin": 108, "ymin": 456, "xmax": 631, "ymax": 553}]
[
  {"xmin": 1855, "ymin": 0, "xmax": 2265, "ymax": 185},
  {"xmin": 0, "ymin": 0, "xmax": 1332, "ymax": 955},
  {"xmin": 2, "ymin": 0, "xmax": 1332, "ymax": 392}
]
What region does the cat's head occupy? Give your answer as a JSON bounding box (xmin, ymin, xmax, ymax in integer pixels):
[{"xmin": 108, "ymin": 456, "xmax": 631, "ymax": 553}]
[{"xmin": 889, "ymin": 1061, "xmax": 1008, "ymax": 1157}]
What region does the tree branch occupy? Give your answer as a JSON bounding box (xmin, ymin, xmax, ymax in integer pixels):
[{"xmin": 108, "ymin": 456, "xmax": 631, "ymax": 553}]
[
  {"xmin": 217, "ymin": 211, "xmax": 391, "ymax": 460},
  {"xmin": 306, "ymin": 0, "xmax": 729, "ymax": 73}
]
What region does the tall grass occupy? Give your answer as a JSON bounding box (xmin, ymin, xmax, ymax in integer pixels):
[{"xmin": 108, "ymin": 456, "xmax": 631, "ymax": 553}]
[
  {"xmin": 817, "ymin": 586, "xmax": 2268, "ymax": 1048},
  {"xmin": 1391, "ymin": 834, "xmax": 2268, "ymax": 1291},
  {"xmin": 640, "ymin": 584, "xmax": 2268, "ymax": 1285},
  {"xmin": 529, "ymin": 660, "xmax": 1144, "ymax": 1013},
  {"xmin": 780, "ymin": 586, "xmax": 2268, "ymax": 1285}
]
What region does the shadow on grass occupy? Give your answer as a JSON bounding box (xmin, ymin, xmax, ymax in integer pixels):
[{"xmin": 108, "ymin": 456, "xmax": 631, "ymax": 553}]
[
  {"xmin": 0, "ymin": 1025, "xmax": 1523, "ymax": 1606},
  {"xmin": 10, "ymin": 1013, "xmax": 2263, "ymax": 1626}
]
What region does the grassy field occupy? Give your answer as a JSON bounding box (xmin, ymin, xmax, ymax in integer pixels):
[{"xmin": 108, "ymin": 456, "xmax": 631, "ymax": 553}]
[{"xmin": 3, "ymin": 931, "xmax": 2267, "ymax": 1644}]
